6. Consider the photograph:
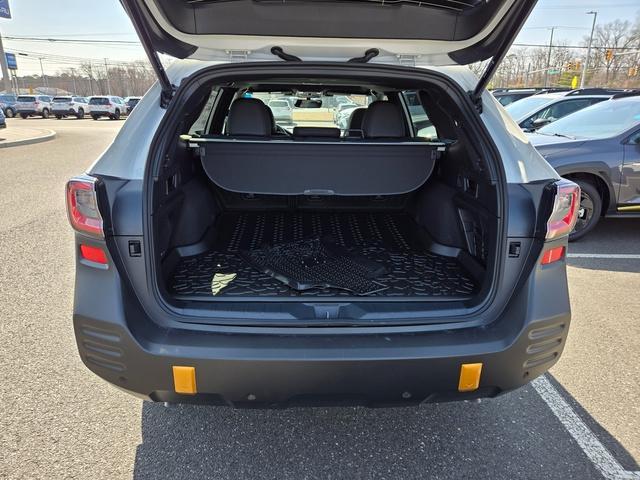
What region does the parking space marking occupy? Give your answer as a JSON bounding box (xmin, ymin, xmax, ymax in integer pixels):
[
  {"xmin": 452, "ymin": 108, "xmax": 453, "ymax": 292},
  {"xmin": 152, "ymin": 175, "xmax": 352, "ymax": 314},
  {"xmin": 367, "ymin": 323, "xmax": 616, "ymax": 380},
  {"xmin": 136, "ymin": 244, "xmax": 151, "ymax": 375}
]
[
  {"xmin": 567, "ymin": 254, "xmax": 640, "ymax": 259},
  {"xmin": 533, "ymin": 376, "xmax": 640, "ymax": 480}
]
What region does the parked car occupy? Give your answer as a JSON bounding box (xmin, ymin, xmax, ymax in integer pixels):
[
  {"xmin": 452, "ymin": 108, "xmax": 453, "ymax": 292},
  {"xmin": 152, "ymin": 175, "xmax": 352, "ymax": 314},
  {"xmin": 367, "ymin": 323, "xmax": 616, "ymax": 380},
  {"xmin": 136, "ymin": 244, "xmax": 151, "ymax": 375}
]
[
  {"xmin": 15, "ymin": 95, "xmax": 53, "ymax": 119},
  {"xmin": 491, "ymin": 87, "xmax": 570, "ymax": 106},
  {"xmin": 51, "ymin": 96, "xmax": 90, "ymax": 119},
  {"xmin": 0, "ymin": 107, "xmax": 6, "ymax": 129},
  {"xmin": 528, "ymin": 92, "xmax": 640, "ymax": 240},
  {"xmin": 0, "ymin": 93, "xmax": 17, "ymax": 118},
  {"xmin": 267, "ymin": 99, "xmax": 293, "ymax": 124},
  {"xmin": 505, "ymin": 90, "xmax": 613, "ymax": 131},
  {"xmin": 88, "ymin": 95, "xmax": 127, "ymax": 120},
  {"xmin": 125, "ymin": 96, "xmax": 142, "ymax": 114},
  {"xmin": 67, "ymin": 0, "xmax": 579, "ymax": 407}
]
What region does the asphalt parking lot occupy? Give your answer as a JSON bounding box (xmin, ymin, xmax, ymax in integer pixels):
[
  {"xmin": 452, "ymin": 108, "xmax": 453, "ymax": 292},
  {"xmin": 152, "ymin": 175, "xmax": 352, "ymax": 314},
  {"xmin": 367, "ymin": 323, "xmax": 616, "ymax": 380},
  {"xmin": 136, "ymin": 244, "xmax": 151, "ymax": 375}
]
[{"xmin": 0, "ymin": 117, "xmax": 638, "ymax": 479}]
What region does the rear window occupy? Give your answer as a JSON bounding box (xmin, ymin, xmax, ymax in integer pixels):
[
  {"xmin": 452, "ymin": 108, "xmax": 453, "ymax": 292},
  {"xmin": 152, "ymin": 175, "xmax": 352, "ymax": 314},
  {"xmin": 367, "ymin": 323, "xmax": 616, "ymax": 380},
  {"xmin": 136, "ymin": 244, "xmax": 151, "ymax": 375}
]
[
  {"xmin": 89, "ymin": 98, "xmax": 110, "ymax": 105},
  {"xmin": 17, "ymin": 96, "xmax": 36, "ymax": 102},
  {"xmin": 127, "ymin": 98, "xmax": 140, "ymax": 106},
  {"xmin": 53, "ymin": 97, "xmax": 72, "ymax": 102},
  {"xmin": 268, "ymin": 100, "xmax": 289, "ymax": 108}
]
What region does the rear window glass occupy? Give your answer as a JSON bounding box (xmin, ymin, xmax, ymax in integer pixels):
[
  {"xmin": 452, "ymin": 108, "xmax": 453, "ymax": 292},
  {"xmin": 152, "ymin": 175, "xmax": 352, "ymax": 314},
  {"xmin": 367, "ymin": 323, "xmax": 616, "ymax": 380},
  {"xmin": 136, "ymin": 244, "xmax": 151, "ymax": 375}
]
[
  {"xmin": 89, "ymin": 98, "xmax": 110, "ymax": 105},
  {"xmin": 53, "ymin": 97, "xmax": 72, "ymax": 102},
  {"xmin": 127, "ymin": 98, "xmax": 140, "ymax": 106},
  {"xmin": 17, "ymin": 96, "xmax": 36, "ymax": 102},
  {"xmin": 403, "ymin": 91, "xmax": 437, "ymax": 139},
  {"xmin": 268, "ymin": 100, "xmax": 289, "ymax": 108}
]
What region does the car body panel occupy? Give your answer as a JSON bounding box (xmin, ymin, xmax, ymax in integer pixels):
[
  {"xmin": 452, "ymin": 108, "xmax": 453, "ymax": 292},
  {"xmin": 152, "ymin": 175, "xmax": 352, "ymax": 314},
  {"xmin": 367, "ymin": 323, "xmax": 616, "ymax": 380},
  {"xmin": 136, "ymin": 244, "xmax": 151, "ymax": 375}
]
[
  {"xmin": 620, "ymin": 134, "xmax": 640, "ymax": 209},
  {"xmin": 51, "ymin": 96, "xmax": 90, "ymax": 116}
]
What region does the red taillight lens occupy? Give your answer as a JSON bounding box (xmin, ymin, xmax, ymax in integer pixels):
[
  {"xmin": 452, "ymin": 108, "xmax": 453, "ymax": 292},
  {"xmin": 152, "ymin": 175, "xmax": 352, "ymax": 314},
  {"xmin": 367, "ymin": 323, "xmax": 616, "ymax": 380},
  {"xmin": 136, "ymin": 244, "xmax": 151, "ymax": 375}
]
[
  {"xmin": 546, "ymin": 179, "xmax": 580, "ymax": 240},
  {"xmin": 80, "ymin": 244, "xmax": 108, "ymax": 264},
  {"xmin": 541, "ymin": 246, "xmax": 565, "ymax": 265},
  {"xmin": 66, "ymin": 176, "xmax": 104, "ymax": 237}
]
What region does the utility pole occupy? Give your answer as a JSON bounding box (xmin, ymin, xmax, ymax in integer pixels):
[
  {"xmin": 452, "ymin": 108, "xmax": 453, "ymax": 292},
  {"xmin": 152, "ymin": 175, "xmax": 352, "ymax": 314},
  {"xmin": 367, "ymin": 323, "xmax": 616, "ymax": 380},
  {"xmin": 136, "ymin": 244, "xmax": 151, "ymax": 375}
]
[
  {"xmin": 70, "ymin": 67, "xmax": 77, "ymax": 94},
  {"xmin": 104, "ymin": 58, "xmax": 111, "ymax": 95},
  {"xmin": 543, "ymin": 27, "xmax": 556, "ymax": 88},
  {"xmin": 38, "ymin": 57, "xmax": 48, "ymax": 89},
  {"xmin": 0, "ymin": 31, "xmax": 12, "ymax": 93},
  {"xmin": 580, "ymin": 11, "xmax": 598, "ymax": 89}
]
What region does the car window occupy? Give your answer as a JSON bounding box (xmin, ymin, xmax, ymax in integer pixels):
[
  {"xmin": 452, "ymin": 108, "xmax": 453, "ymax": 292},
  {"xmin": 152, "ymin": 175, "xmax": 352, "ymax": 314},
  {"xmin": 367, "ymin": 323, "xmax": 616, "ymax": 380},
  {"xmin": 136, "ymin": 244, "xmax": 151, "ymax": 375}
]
[
  {"xmin": 505, "ymin": 96, "xmax": 553, "ymax": 119},
  {"xmin": 403, "ymin": 91, "xmax": 437, "ymax": 139},
  {"xmin": 538, "ymin": 98, "xmax": 640, "ymax": 139},
  {"xmin": 53, "ymin": 97, "xmax": 72, "ymax": 102},
  {"xmin": 17, "ymin": 96, "xmax": 36, "ymax": 102},
  {"xmin": 189, "ymin": 88, "xmax": 220, "ymax": 135}
]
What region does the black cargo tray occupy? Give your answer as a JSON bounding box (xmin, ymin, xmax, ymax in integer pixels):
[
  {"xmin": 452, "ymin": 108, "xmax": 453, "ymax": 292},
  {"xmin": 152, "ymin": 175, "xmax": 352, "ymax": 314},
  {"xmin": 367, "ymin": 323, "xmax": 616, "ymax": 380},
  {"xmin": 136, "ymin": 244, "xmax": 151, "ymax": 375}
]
[{"xmin": 169, "ymin": 212, "xmax": 477, "ymax": 299}]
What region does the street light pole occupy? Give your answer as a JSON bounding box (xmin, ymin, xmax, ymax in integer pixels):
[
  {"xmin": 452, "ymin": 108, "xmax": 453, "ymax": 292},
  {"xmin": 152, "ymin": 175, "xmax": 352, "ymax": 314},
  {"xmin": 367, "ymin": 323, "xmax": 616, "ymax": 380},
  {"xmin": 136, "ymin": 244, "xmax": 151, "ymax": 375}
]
[
  {"xmin": 38, "ymin": 57, "xmax": 48, "ymax": 89},
  {"xmin": 104, "ymin": 58, "xmax": 111, "ymax": 95},
  {"xmin": 580, "ymin": 11, "xmax": 598, "ymax": 89},
  {"xmin": 543, "ymin": 27, "xmax": 556, "ymax": 88}
]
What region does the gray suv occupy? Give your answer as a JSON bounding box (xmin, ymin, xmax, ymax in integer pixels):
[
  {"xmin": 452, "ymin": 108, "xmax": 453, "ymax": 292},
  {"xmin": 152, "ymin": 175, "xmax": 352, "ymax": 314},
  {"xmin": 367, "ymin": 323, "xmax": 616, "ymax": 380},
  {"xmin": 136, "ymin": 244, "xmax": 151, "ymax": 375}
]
[{"xmin": 66, "ymin": 0, "xmax": 579, "ymax": 406}]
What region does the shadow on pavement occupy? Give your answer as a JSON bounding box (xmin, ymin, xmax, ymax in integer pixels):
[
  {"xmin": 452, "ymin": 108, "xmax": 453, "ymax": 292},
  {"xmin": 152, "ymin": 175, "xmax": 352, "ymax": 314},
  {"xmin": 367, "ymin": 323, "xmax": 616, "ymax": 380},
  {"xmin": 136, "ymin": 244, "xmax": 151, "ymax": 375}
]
[{"xmin": 132, "ymin": 375, "xmax": 637, "ymax": 480}]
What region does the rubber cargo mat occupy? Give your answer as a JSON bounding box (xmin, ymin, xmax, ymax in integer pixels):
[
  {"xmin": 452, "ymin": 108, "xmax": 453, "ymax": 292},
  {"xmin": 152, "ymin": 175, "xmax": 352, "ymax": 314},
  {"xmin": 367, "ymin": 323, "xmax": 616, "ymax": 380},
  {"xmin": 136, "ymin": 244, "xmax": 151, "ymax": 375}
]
[
  {"xmin": 242, "ymin": 237, "xmax": 387, "ymax": 295},
  {"xmin": 169, "ymin": 212, "xmax": 477, "ymax": 298}
]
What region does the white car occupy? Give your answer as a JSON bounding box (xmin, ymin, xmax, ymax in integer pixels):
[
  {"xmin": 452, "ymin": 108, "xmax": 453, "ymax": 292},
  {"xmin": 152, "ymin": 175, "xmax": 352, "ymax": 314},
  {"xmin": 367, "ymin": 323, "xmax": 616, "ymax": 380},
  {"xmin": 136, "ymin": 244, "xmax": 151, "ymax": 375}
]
[
  {"xmin": 66, "ymin": 0, "xmax": 580, "ymax": 406},
  {"xmin": 51, "ymin": 96, "xmax": 90, "ymax": 119},
  {"xmin": 15, "ymin": 95, "xmax": 53, "ymax": 119},
  {"xmin": 88, "ymin": 96, "xmax": 127, "ymax": 120}
]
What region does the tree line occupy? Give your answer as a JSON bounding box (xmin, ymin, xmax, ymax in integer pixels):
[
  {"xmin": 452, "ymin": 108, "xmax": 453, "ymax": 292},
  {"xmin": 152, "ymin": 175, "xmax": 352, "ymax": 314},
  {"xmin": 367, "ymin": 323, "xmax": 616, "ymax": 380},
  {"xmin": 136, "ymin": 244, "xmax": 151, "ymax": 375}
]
[{"xmin": 489, "ymin": 17, "xmax": 640, "ymax": 89}]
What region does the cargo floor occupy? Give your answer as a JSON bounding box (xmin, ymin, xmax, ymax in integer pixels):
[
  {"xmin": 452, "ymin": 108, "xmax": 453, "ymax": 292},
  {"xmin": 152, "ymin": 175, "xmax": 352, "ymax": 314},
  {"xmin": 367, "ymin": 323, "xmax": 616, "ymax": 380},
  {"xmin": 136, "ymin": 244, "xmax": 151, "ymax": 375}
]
[{"xmin": 168, "ymin": 211, "xmax": 477, "ymax": 298}]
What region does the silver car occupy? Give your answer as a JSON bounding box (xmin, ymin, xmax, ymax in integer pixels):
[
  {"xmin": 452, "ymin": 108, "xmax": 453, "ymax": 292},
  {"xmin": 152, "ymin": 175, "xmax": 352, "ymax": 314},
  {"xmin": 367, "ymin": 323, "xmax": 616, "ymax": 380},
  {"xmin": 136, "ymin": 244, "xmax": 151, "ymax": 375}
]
[
  {"xmin": 15, "ymin": 95, "xmax": 53, "ymax": 119},
  {"xmin": 51, "ymin": 96, "xmax": 90, "ymax": 119}
]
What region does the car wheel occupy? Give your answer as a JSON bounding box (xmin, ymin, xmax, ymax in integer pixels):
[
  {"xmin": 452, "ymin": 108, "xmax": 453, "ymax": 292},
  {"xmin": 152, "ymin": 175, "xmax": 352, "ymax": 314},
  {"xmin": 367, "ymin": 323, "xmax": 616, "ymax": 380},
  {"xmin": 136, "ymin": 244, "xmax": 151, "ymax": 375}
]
[
  {"xmin": 20, "ymin": 113, "xmax": 28, "ymax": 119},
  {"xmin": 55, "ymin": 114, "xmax": 62, "ymax": 120},
  {"xmin": 5, "ymin": 107, "xmax": 15, "ymax": 118},
  {"xmin": 113, "ymin": 109, "xmax": 121, "ymax": 120},
  {"xmin": 569, "ymin": 180, "xmax": 602, "ymax": 241},
  {"xmin": 76, "ymin": 108, "xmax": 84, "ymax": 119},
  {"xmin": 42, "ymin": 108, "xmax": 50, "ymax": 119}
]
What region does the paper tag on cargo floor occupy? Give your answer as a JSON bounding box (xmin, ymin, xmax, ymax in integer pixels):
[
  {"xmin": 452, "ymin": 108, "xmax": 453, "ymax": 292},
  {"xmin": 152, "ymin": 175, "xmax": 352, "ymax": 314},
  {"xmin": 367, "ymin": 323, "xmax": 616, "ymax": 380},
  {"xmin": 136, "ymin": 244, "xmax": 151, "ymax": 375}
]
[{"xmin": 211, "ymin": 273, "xmax": 236, "ymax": 295}]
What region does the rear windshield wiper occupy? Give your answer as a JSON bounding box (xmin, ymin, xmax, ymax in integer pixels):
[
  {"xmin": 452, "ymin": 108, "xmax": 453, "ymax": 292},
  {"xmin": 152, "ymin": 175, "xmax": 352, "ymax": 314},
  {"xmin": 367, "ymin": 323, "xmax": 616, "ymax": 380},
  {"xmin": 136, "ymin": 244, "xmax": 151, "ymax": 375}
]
[{"xmin": 538, "ymin": 131, "xmax": 576, "ymax": 140}]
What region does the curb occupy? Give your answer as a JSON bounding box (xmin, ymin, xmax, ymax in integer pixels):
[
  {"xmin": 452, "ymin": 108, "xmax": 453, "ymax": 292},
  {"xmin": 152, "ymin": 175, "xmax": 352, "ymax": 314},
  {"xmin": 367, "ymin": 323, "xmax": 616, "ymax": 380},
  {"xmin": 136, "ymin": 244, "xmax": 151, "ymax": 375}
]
[{"xmin": 0, "ymin": 129, "xmax": 57, "ymax": 148}]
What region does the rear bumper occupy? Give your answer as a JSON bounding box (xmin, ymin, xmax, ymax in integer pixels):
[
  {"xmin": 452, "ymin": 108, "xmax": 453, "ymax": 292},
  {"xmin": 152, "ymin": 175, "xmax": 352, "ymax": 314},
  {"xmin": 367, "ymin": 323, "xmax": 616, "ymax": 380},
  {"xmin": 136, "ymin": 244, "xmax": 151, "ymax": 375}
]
[
  {"xmin": 52, "ymin": 108, "xmax": 78, "ymax": 115},
  {"xmin": 17, "ymin": 109, "xmax": 39, "ymax": 115},
  {"xmin": 91, "ymin": 111, "xmax": 113, "ymax": 117},
  {"xmin": 74, "ymin": 308, "xmax": 569, "ymax": 406}
]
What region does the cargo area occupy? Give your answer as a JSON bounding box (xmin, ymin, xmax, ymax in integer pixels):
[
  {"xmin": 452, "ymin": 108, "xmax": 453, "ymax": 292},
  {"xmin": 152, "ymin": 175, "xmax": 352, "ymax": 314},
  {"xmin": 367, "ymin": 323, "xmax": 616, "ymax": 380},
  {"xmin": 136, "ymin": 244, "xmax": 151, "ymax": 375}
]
[{"xmin": 150, "ymin": 74, "xmax": 501, "ymax": 312}]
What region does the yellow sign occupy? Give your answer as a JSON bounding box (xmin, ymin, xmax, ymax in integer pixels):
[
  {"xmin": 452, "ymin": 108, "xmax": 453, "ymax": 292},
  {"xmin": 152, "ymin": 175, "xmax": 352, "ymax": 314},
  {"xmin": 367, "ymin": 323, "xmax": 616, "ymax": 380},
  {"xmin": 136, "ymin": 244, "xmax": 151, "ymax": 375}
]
[{"xmin": 571, "ymin": 76, "xmax": 578, "ymax": 89}]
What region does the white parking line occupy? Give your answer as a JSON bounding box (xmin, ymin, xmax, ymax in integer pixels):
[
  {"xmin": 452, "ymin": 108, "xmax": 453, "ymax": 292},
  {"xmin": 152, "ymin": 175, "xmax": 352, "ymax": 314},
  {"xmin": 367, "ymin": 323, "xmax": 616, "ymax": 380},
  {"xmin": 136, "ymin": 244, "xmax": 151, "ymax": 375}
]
[
  {"xmin": 567, "ymin": 253, "xmax": 640, "ymax": 259},
  {"xmin": 533, "ymin": 376, "xmax": 640, "ymax": 480}
]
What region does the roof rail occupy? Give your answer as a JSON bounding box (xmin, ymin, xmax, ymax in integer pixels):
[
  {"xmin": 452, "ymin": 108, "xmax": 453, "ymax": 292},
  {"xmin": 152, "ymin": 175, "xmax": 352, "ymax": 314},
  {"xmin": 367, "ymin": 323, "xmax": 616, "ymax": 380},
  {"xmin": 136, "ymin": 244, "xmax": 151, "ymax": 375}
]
[
  {"xmin": 611, "ymin": 90, "xmax": 640, "ymax": 99},
  {"xmin": 565, "ymin": 88, "xmax": 628, "ymax": 96}
]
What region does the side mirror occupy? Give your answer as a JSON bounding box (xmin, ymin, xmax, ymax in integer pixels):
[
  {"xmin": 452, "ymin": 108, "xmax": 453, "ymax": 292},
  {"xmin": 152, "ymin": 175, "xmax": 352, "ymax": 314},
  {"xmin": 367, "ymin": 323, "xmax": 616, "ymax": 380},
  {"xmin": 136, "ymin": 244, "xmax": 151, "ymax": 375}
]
[{"xmin": 532, "ymin": 117, "xmax": 553, "ymax": 129}]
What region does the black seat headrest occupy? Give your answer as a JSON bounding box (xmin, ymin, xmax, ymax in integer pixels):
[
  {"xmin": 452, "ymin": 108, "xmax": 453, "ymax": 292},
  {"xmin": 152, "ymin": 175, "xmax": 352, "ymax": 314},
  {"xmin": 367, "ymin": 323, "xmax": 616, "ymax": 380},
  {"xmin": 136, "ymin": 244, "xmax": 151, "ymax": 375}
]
[
  {"xmin": 362, "ymin": 101, "xmax": 406, "ymax": 138},
  {"xmin": 293, "ymin": 126, "xmax": 341, "ymax": 138},
  {"xmin": 227, "ymin": 98, "xmax": 272, "ymax": 137},
  {"xmin": 348, "ymin": 107, "xmax": 367, "ymax": 131}
]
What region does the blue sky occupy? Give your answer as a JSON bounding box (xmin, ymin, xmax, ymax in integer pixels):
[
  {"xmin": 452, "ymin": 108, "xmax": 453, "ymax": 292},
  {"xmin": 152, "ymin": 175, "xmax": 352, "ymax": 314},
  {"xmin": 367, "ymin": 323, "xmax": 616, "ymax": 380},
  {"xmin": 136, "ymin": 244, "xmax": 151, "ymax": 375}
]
[{"xmin": 1, "ymin": 0, "xmax": 639, "ymax": 75}]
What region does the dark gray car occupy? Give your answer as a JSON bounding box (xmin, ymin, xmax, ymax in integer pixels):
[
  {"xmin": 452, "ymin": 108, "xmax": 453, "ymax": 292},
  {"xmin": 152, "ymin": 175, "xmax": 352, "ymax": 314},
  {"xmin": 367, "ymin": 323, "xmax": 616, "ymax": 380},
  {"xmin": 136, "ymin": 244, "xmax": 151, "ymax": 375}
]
[{"xmin": 528, "ymin": 94, "xmax": 640, "ymax": 240}]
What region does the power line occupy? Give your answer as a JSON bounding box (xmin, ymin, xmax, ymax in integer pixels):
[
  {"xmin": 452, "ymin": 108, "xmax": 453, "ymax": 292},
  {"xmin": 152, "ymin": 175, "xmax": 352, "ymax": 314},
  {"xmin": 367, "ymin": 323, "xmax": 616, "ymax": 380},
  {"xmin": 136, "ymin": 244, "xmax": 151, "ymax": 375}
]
[{"xmin": 4, "ymin": 36, "xmax": 141, "ymax": 45}]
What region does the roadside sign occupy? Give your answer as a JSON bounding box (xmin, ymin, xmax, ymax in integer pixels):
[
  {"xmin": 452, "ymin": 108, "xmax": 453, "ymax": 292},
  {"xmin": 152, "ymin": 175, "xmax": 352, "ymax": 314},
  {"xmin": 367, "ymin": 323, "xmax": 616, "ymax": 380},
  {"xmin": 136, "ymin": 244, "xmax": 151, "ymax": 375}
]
[
  {"xmin": 548, "ymin": 69, "xmax": 560, "ymax": 75},
  {"xmin": 571, "ymin": 76, "xmax": 578, "ymax": 89},
  {"xmin": 5, "ymin": 52, "xmax": 16, "ymax": 69},
  {"xmin": 0, "ymin": 0, "xmax": 10, "ymax": 19}
]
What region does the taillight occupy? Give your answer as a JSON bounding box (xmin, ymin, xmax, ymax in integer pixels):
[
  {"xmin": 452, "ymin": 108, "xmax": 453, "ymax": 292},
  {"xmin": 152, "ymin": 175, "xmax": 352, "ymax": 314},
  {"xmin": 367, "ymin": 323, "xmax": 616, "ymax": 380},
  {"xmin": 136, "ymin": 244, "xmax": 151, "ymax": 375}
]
[
  {"xmin": 66, "ymin": 176, "xmax": 104, "ymax": 237},
  {"xmin": 546, "ymin": 179, "xmax": 580, "ymax": 240},
  {"xmin": 79, "ymin": 244, "xmax": 108, "ymax": 264}
]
